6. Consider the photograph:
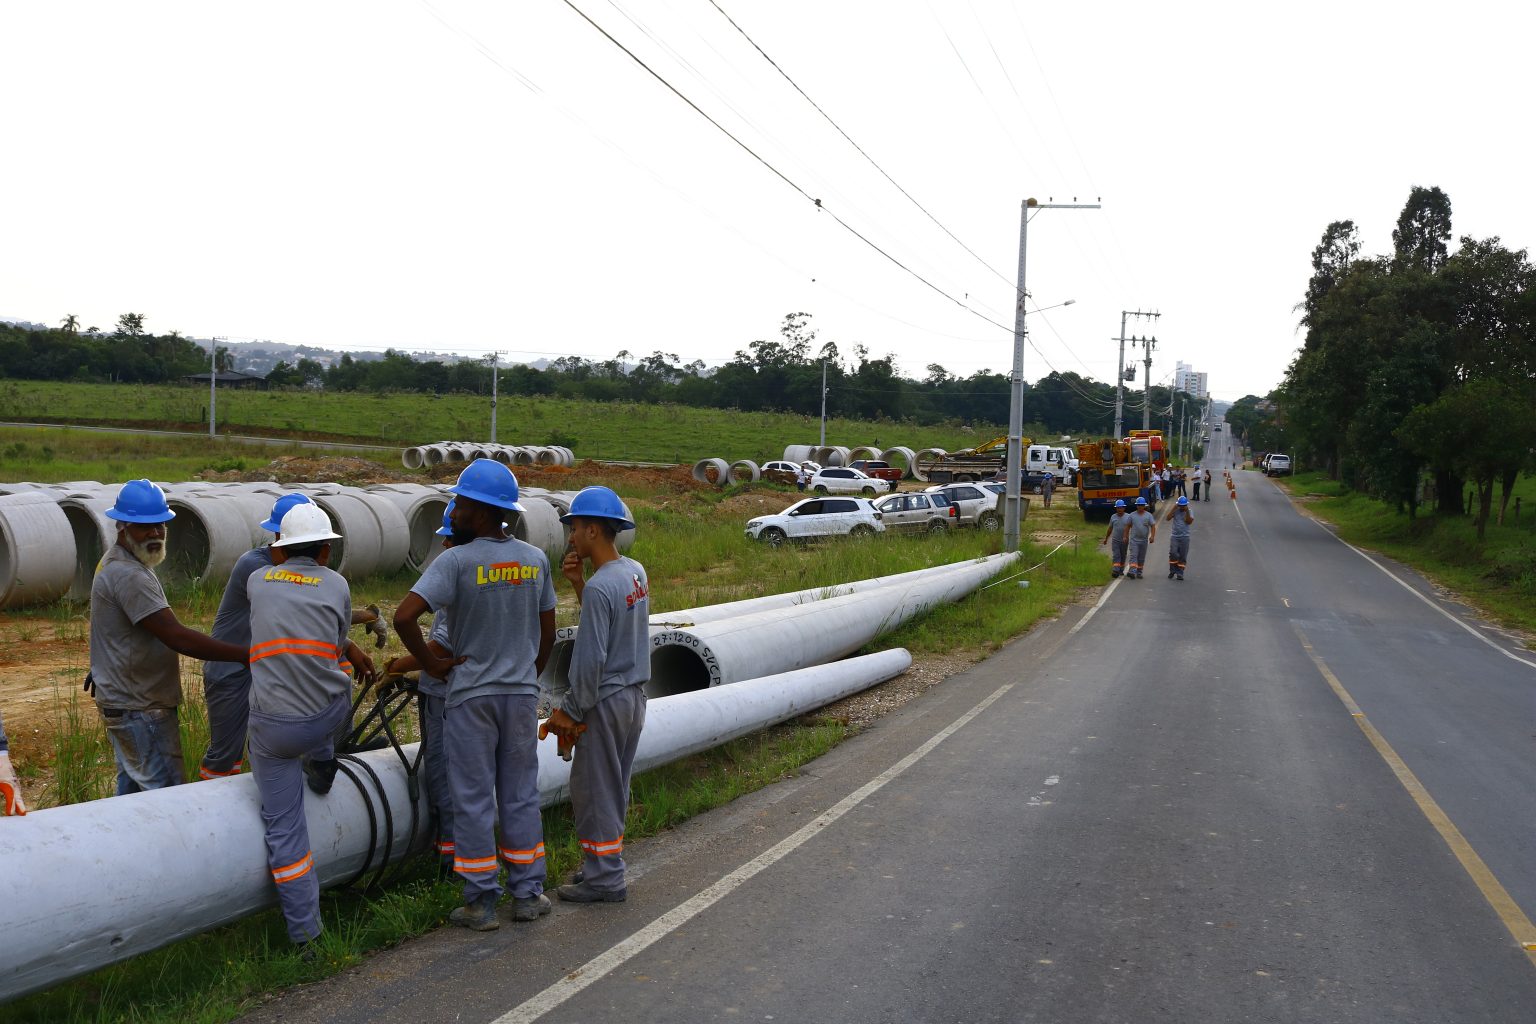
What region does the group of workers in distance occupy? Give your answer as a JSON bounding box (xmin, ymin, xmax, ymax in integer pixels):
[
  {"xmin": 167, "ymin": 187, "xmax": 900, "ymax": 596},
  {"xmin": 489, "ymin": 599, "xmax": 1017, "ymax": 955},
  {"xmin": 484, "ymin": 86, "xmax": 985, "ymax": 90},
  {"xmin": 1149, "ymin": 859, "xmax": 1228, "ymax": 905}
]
[
  {"xmin": 1101, "ymin": 494, "xmax": 1196, "ymax": 581},
  {"xmin": 42, "ymin": 457, "xmax": 648, "ymax": 952}
]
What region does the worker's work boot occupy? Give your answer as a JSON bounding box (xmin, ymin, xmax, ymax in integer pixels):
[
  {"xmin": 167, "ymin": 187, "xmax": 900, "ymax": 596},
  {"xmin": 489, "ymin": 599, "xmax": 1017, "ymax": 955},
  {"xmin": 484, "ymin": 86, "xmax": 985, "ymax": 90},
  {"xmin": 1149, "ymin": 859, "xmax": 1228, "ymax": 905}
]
[
  {"xmin": 556, "ymin": 880, "xmax": 627, "ymax": 904},
  {"xmin": 449, "ymin": 892, "xmax": 500, "ymax": 931},
  {"xmin": 304, "ymin": 757, "xmax": 339, "ymax": 795},
  {"xmin": 511, "ymin": 892, "xmax": 553, "ymax": 922}
]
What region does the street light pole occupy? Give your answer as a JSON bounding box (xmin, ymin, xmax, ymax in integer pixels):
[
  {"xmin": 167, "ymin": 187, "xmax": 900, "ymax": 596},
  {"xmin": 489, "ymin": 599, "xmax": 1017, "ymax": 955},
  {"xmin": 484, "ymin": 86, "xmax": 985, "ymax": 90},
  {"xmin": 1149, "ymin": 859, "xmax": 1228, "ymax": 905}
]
[
  {"xmin": 488, "ymin": 350, "xmax": 506, "ymax": 443},
  {"xmin": 1005, "ymin": 196, "xmax": 1100, "ymax": 553},
  {"xmin": 208, "ymin": 336, "xmax": 220, "ymax": 439}
]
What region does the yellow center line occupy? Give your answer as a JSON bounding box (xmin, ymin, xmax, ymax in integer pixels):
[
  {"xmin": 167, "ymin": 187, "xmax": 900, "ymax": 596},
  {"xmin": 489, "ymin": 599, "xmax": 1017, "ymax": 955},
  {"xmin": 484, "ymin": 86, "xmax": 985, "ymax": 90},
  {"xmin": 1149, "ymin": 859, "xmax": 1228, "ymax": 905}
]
[{"xmin": 1294, "ymin": 625, "xmax": 1536, "ymax": 967}]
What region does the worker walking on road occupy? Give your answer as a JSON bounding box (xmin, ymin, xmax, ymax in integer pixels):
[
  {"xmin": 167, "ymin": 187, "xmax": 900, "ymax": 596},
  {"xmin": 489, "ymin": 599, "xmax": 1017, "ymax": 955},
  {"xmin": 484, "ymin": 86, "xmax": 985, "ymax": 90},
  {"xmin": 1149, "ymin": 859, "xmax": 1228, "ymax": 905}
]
[
  {"xmin": 89, "ymin": 479, "xmax": 248, "ymax": 793},
  {"xmin": 544, "ymin": 487, "xmax": 649, "ymax": 904},
  {"xmin": 1125, "ymin": 496, "xmax": 1157, "ymax": 580},
  {"xmin": 1100, "ymin": 498, "xmax": 1130, "ymax": 578},
  {"xmin": 0, "ymin": 708, "xmax": 26, "ymax": 815},
  {"xmin": 394, "ymin": 459, "xmax": 557, "ymax": 932},
  {"xmin": 383, "ymin": 500, "xmax": 463, "ymax": 873},
  {"xmin": 199, "ymin": 493, "xmax": 379, "ymax": 782},
  {"xmin": 244, "ymin": 503, "xmax": 361, "ymax": 950},
  {"xmin": 1165, "ymin": 496, "xmax": 1194, "ymax": 580}
]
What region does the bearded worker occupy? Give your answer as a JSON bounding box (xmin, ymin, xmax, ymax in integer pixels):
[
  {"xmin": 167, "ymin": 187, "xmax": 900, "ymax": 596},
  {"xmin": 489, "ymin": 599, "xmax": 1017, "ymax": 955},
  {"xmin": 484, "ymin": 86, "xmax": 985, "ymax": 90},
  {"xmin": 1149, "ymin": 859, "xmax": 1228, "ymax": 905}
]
[{"xmin": 88, "ymin": 479, "xmax": 248, "ymax": 794}]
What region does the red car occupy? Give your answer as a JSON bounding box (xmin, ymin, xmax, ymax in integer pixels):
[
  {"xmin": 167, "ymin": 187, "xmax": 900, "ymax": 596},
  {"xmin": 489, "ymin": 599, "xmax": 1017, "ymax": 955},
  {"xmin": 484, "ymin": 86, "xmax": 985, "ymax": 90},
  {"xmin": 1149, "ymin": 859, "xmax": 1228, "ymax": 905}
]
[{"xmin": 849, "ymin": 460, "xmax": 903, "ymax": 491}]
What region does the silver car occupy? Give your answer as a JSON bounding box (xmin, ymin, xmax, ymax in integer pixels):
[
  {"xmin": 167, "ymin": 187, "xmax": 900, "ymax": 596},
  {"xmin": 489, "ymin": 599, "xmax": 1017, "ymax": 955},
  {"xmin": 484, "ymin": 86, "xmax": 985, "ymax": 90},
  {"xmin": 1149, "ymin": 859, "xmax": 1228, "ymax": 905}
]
[
  {"xmin": 924, "ymin": 484, "xmax": 1001, "ymax": 531},
  {"xmin": 875, "ymin": 492, "xmax": 951, "ymax": 534}
]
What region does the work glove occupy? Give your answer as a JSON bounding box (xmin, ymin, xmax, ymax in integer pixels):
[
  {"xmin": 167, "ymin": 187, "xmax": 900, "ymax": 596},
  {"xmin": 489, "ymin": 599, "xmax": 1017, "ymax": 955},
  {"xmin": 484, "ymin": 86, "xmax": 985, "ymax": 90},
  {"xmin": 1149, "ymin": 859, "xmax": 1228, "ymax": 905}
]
[
  {"xmin": 0, "ymin": 751, "xmax": 27, "ymax": 816},
  {"xmin": 539, "ymin": 709, "xmax": 587, "ymax": 762},
  {"xmin": 366, "ymin": 604, "xmax": 389, "ymax": 649}
]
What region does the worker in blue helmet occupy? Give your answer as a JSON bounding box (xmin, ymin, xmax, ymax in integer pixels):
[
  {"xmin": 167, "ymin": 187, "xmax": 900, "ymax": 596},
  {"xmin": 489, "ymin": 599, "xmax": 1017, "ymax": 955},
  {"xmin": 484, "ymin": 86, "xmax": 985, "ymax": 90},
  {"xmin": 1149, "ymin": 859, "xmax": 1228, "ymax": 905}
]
[
  {"xmin": 88, "ymin": 479, "xmax": 249, "ymax": 793},
  {"xmin": 197, "ymin": 492, "xmax": 379, "ymax": 782},
  {"xmin": 383, "ymin": 499, "xmax": 461, "ymax": 872},
  {"xmin": 1124, "ymin": 496, "xmax": 1157, "ymax": 580},
  {"xmin": 394, "ymin": 460, "xmax": 557, "ymax": 930},
  {"xmin": 545, "ymin": 486, "xmax": 647, "ymax": 904},
  {"xmin": 1100, "ymin": 498, "xmax": 1131, "ymax": 578},
  {"xmin": 1164, "ymin": 495, "xmax": 1194, "ymax": 580}
]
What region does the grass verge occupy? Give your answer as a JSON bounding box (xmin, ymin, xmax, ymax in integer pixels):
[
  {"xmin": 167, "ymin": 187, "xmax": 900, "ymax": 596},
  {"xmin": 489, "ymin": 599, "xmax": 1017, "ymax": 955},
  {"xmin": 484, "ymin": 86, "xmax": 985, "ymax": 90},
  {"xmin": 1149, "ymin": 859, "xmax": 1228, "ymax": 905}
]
[{"xmin": 1276, "ymin": 470, "xmax": 1536, "ymax": 635}]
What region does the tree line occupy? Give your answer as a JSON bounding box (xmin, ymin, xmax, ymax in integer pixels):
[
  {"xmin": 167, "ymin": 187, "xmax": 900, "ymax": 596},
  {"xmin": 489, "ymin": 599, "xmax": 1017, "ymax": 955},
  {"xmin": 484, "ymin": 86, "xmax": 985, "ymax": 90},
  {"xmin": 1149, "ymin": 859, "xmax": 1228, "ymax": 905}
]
[
  {"xmin": 1242, "ymin": 186, "xmax": 1535, "ymax": 538},
  {"xmin": 3, "ymin": 310, "xmax": 1202, "ymax": 439}
]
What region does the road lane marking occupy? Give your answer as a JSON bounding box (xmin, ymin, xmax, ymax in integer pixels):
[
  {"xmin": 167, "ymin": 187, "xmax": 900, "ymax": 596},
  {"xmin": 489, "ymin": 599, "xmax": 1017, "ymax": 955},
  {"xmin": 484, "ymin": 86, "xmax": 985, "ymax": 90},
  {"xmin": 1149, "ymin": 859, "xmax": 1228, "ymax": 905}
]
[
  {"xmin": 1294, "ymin": 626, "xmax": 1536, "ymax": 969},
  {"xmin": 493, "ymin": 680, "xmax": 1019, "ymax": 1023},
  {"xmin": 1067, "ymin": 575, "xmax": 1122, "ymax": 637}
]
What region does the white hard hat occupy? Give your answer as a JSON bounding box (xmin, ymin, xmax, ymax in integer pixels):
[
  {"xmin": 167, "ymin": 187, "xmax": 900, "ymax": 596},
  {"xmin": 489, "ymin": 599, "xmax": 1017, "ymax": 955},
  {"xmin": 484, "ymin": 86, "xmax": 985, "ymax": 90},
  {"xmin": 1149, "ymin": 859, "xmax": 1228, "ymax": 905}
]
[{"xmin": 271, "ymin": 503, "xmax": 342, "ymax": 547}]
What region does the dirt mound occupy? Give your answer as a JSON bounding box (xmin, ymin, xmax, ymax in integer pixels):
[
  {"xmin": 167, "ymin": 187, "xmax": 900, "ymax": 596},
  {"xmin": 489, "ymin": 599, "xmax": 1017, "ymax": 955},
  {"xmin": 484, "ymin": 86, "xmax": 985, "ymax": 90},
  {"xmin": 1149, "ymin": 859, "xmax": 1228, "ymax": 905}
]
[{"xmin": 196, "ymin": 455, "xmax": 413, "ymax": 486}]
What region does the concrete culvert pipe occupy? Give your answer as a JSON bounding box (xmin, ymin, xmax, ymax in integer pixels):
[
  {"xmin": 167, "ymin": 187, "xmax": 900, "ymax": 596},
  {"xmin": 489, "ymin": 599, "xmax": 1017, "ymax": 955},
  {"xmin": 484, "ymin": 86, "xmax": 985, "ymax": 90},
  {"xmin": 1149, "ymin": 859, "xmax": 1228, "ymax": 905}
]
[
  {"xmin": 401, "ymin": 447, "xmax": 427, "ymax": 470},
  {"xmin": 489, "ymin": 446, "xmax": 515, "ymax": 466},
  {"xmin": 510, "ymin": 447, "xmax": 537, "ymax": 466},
  {"xmin": 509, "ymin": 495, "xmax": 566, "ymax": 562},
  {"xmin": 814, "ymin": 445, "xmax": 851, "ymax": 468},
  {"xmin": 847, "ymin": 446, "xmax": 881, "ymax": 464},
  {"xmin": 0, "ymin": 492, "xmax": 76, "ymax": 609},
  {"xmin": 912, "ymin": 448, "xmax": 947, "ymax": 482},
  {"xmin": 306, "ymin": 492, "xmax": 383, "ymax": 579},
  {"xmin": 726, "ymin": 459, "xmax": 760, "ymax": 485},
  {"xmin": 351, "ymin": 489, "xmax": 410, "ymax": 576},
  {"xmin": 57, "ymin": 495, "xmax": 119, "ymax": 602},
  {"xmin": 443, "ymin": 445, "xmax": 470, "ymax": 465},
  {"xmin": 881, "ymin": 446, "xmax": 919, "ymax": 479},
  {"xmin": 162, "ymin": 494, "xmax": 257, "ymax": 588},
  {"xmin": 552, "ymin": 446, "xmax": 575, "ymax": 467},
  {"xmin": 405, "ymin": 493, "xmax": 451, "ymax": 573},
  {"xmin": 423, "ymin": 444, "xmax": 449, "ymax": 466},
  {"xmin": 534, "ymin": 447, "xmax": 561, "ymax": 466},
  {"xmin": 781, "ymin": 444, "xmax": 816, "ymax": 464},
  {"xmin": 692, "ymin": 458, "xmax": 729, "ymax": 486}
]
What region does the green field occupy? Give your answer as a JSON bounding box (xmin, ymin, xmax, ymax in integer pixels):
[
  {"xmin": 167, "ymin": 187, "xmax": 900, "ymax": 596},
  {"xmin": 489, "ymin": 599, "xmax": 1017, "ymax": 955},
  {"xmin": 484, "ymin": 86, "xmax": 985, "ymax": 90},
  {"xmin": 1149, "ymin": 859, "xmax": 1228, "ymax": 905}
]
[{"xmin": 0, "ymin": 380, "xmax": 1021, "ymax": 464}]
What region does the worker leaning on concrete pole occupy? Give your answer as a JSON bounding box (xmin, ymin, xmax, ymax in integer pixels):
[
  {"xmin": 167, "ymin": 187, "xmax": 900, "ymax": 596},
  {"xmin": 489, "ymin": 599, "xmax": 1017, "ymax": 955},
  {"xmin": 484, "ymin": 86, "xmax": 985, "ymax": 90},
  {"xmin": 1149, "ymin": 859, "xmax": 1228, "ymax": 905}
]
[
  {"xmin": 0, "ymin": 708, "xmax": 26, "ymax": 815},
  {"xmin": 544, "ymin": 486, "xmax": 649, "ymax": 904},
  {"xmin": 394, "ymin": 459, "xmax": 557, "ymax": 932},
  {"xmin": 244, "ymin": 503, "xmax": 365, "ymax": 952},
  {"xmin": 88, "ymin": 479, "xmax": 248, "ymax": 794},
  {"xmin": 200, "ymin": 492, "xmax": 381, "ymax": 782},
  {"xmin": 382, "ymin": 499, "xmax": 463, "ymax": 874}
]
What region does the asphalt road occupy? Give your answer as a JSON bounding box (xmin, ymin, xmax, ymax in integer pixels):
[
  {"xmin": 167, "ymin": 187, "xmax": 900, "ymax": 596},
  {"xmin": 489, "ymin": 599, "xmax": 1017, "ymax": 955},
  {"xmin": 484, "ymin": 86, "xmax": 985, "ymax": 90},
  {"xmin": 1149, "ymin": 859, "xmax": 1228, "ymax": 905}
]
[{"xmin": 240, "ymin": 426, "xmax": 1536, "ymax": 1023}]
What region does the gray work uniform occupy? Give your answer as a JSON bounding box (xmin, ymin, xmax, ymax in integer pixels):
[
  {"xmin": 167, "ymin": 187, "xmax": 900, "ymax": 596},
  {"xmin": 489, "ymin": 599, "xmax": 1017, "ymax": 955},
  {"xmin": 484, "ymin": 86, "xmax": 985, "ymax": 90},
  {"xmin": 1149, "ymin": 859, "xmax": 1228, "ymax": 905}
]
[
  {"xmin": 1168, "ymin": 509, "xmax": 1193, "ymax": 576},
  {"xmin": 1125, "ymin": 510, "xmax": 1155, "ymax": 574},
  {"xmin": 89, "ymin": 544, "xmax": 185, "ymax": 793},
  {"xmin": 563, "ymin": 557, "xmax": 650, "ymax": 894},
  {"xmin": 246, "ymin": 555, "xmax": 353, "ymax": 944},
  {"xmin": 412, "ymin": 536, "xmax": 556, "ymax": 900},
  {"xmin": 416, "ymin": 610, "xmax": 455, "ymax": 860},
  {"xmin": 1106, "ymin": 512, "xmax": 1130, "ymax": 576},
  {"xmin": 200, "ymin": 546, "xmax": 274, "ymax": 779}
]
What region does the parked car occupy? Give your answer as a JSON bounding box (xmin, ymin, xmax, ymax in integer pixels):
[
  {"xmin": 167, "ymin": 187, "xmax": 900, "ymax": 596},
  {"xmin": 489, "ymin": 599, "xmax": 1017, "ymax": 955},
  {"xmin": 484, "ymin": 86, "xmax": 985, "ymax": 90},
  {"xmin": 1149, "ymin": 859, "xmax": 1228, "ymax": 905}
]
[
  {"xmin": 760, "ymin": 460, "xmax": 818, "ymax": 484},
  {"xmin": 875, "ymin": 491, "xmax": 951, "ymax": 534},
  {"xmin": 924, "ymin": 483, "xmax": 1001, "ymax": 530},
  {"xmin": 1265, "ymin": 454, "xmax": 1292, "ymax": 477},
  {"xmin": 744, "ymin": 496, "xmax": 885, "ymax": 546},
  {"xmin": 849, "ymin": 460, "xmax": 903, "ymax": 490},
  {"xmin": 809, "ymin": 467, "xmax": 884, "ymax": 496}
]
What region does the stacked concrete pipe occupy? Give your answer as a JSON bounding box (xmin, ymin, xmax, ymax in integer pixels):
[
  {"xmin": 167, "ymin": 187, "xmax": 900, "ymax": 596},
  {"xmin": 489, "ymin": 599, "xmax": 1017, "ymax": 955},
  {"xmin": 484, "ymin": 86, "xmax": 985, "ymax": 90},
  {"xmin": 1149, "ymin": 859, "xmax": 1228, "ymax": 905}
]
[
  {"xmin": 402, "ymin": 443, "xmax": 575, "ymax": 471},
  {"xmin": 0, "ymin": 491, "xmax": 75, "ymax": 609},
  {"xmin": 881, "ymin": 446, "xmax": 918, "ymax": 479},
  {"xmin": 912, "ymin": 448, "xmax": 947, "ymax": 482}
]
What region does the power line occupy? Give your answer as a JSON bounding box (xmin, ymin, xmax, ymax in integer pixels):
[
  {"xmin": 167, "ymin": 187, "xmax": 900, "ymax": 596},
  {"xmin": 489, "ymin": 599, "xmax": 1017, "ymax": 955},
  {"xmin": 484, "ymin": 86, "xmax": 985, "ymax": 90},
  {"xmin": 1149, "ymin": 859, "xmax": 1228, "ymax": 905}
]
[{"xmin": 705, "ymin": 0, "xmax": 1016, "ymax": 292}]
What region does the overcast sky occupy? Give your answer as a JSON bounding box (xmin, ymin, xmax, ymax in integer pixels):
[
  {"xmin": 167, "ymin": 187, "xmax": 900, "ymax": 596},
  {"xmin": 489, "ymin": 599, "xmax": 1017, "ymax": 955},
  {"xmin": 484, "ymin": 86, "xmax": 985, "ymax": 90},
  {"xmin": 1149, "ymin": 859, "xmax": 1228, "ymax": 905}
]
[{"xmin": 4, "ymin": 1, "xmax": 1531, "ymax": 402}]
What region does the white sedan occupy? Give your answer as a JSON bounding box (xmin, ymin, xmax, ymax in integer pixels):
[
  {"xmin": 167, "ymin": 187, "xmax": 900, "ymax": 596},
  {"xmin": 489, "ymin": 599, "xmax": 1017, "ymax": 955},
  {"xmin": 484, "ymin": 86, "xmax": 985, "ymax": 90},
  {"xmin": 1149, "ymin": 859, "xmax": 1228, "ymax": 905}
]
[
  {"xmin": 808, "ymin": 467, "xmax": 884, "ymax": 496},
  {"xmin": 745, "ymin": 496, "xmax": 886, "ymax": 546}
]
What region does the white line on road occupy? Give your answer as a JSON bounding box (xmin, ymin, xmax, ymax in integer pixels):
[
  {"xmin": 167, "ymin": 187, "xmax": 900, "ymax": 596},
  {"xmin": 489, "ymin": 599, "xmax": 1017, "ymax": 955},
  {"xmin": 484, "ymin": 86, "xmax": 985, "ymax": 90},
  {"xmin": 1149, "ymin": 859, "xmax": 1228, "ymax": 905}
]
[{"xmin": 493, "ymin": 680, "xmax": 1019, "ymax": 1023}]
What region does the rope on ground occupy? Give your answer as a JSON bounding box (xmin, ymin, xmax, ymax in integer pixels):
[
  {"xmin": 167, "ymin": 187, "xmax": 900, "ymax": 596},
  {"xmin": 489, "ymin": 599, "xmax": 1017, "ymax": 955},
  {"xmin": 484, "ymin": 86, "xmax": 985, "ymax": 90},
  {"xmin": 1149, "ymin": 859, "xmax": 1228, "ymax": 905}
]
[{"xmin": 980, "ymin": 537, "xmax": 1076, "ymax": 590}]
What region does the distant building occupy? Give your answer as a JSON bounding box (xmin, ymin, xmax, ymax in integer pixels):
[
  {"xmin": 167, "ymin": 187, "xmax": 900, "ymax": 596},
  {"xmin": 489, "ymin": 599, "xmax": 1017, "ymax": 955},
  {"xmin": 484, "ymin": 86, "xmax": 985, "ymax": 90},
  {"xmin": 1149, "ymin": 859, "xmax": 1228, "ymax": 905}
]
[
  {"xmin": 1174, "ymin": 361, "xmax": 1208, "ymax": 400},
  {"xmin": 181, "ymin": 370, "xmax": 269, "ymax": 390}
]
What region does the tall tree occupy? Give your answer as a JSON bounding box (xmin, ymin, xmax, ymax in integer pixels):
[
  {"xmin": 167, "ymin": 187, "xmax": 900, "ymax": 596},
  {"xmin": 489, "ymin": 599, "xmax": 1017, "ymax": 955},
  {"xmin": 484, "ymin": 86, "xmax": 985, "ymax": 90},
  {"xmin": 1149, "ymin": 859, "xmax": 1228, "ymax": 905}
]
[
  {"xmin": 1391, "ymin": 186, "xmax": 1453, "ymax": 274},
  {"xmin": 1299, "ymin": 220, "xmax": 1361, "ymax": 330}
]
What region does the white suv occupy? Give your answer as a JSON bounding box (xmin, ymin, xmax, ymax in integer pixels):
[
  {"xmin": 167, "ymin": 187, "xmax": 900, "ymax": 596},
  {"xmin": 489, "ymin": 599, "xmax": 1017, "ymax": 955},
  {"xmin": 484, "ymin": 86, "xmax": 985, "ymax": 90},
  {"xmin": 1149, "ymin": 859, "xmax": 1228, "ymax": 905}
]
[
  {"xmin": 745, "ymin": 496, "xmax": 886, "ymax": 546},
  {"xmin": 809, "ymin": 467, "xmax": 884, "ymax": 496},
  {"xmin": 924, "ymin": 483, "xmax": 1001, "ymax": 530},
  {"xmin": 875, "ymin": 491, "xmax": 951, "ymax": 534}
]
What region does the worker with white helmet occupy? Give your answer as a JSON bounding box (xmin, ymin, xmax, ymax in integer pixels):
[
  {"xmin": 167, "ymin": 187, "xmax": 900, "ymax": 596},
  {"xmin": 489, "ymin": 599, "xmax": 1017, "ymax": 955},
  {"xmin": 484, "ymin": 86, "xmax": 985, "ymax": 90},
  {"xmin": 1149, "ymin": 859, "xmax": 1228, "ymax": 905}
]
[
  {"xmin": 394, "ymin": 459, "xmax": 557, "ymax": 931},
  {"xmin": 383, "ymin": 499, "xmax": 462, "ymax": 872},
  {"xmin": 545, "ymin": 486, "xmax": 648, "ymax": 904},
  {"xmin": 199, "ymin": 492, "xmax": 378, "ymax": 782},
  {"xmin": 88, "ymin": 479, "xmax": 248, "ymax": 793},
  {"xmin": 244, "ymin": 502, "xmax": 356, "ymax": 950}
]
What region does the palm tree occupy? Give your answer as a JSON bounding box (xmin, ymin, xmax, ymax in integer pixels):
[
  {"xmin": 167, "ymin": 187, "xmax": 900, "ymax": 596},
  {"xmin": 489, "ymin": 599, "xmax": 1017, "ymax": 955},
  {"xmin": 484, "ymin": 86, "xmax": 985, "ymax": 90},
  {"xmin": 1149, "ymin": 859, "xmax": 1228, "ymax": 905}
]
[{"xmin": 61, "ymin": 314, "xmax": 79, "ymax": 334}]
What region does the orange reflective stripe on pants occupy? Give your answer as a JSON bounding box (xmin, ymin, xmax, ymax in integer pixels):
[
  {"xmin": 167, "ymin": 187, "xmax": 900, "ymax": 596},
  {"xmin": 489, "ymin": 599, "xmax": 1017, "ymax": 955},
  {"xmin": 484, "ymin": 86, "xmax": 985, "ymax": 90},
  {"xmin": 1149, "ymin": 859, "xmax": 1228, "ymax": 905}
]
[
  {"xmin": 454, "ymin": 854, "xmax": 500, "ymax": 874},
  {"xmin": 272, "ymin": 852, "xmax": 314, "ymax": 884},
  {"xmin": 579, "ymin": 837, "xmax": 624, "ymax": 856},
  {"xmin": 500, "ymin": 842, "xmax": 546, "ymax": 865}
]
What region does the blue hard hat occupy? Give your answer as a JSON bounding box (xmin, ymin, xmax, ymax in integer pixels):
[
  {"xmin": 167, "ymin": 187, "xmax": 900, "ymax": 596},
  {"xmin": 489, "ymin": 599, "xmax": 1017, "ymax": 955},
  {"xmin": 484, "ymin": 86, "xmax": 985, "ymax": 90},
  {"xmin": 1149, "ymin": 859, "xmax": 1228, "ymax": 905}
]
[
  {"xmin": 435, "ymin": 499, "xmax": 457, "ymax": 536},
  {"xmin": 1177, "ymin": 495, "xmax": 1189, "ymax": 506},
  {"xmin": 449, "ymin": 458, "xmax": 525, "ymax": 512},
  {"xmin": 105, "ymin": 479, "xmax": 175, "ymax": 524},
  {"xmin": 559, "ymin": 486, "xmax": 635, "ymax": 532},
  {"xmin": 1113, "ymin": 499, "xmax": 1126, "ymax": 508},
  {"xmin": 1134, "ymin": 496, "xmax": 1148, "ymax": 506},
  {"xmin": 260, "ymin": 492, "xmax": 313, "ymax": 533}
]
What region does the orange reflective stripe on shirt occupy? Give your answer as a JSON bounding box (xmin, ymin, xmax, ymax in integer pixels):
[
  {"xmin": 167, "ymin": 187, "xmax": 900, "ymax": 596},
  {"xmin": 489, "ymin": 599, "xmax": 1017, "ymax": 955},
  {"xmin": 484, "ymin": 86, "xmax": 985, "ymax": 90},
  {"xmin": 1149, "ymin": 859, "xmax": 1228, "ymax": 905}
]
[
  {"xmin": 272, "ymin": 852, "xmax": 314, "ymax": 884},
  {"xmin": 250, "ymin": 637, "xmax": 341, "ymax": 664},
  {"xmin": 499, "ymin": 843, "xmax": 546, "ymax": 865}
]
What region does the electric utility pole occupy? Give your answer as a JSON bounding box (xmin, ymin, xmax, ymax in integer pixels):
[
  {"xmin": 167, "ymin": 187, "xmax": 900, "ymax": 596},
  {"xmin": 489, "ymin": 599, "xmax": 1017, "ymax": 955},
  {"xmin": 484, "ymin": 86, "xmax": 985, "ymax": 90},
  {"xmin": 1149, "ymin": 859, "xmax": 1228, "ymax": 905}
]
[
  {"xmin": 488, "ymin": 350, "xmax": 506, "ymax": 443},
  {"xmin": 208, "ymin": 336, "xmax": 221, "ymax": 439},
  {"xmin": 1133, "ymin": 335, "xmax": 1159, "ymax": 431},
  {"xmin": 1113, "ymin": 310, "xmax": 1159, "ymax": 439},
  {"xmin": 819, "ymin": 360, "xmax": 828, "ymax": 447},
  {"xmin": 1006, "ymin": 196, "xmax": 1100, "ymax": 553}
]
